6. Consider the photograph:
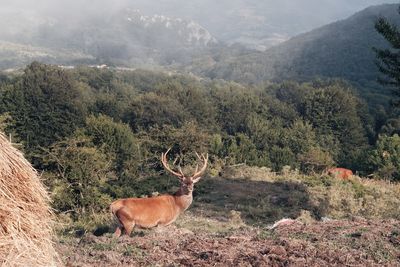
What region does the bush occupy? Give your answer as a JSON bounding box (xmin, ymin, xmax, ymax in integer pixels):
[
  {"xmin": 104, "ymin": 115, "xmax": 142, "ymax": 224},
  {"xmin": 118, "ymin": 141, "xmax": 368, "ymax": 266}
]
[
  {"xmin": 44, "ymin": 133, "xmax": 112, "ymax": 218},
  {"xmin": 369, "ymin": 134, "xmax": 400, "ymax": 181},
  {"xmin": 298, "ymin": 147, "xmax": 335, "ymax": 174}
]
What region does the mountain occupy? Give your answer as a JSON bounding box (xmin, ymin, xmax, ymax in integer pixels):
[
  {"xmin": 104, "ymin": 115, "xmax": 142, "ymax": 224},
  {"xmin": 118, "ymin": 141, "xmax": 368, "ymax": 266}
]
[
  {"xmin": 0, "ymin": 41, "xmax": 95, "ymax": 70},
  {"xmin": 0, "ymin": 0, "xmax": 392, "ymax": 60},
  {"xmin": 1, "ymin": 1, "xmax": 398, "ymax": 107},
  {"xmin": 198, "ymin": 4, "xmax": 400, "ymax": 107},
  {"xmin": 0, "ymin": 8, "xmax": 218, "ymax": 69},
  {"xmin": 124, "ymin": 0, "xmax": 393, "ymax": 50}
]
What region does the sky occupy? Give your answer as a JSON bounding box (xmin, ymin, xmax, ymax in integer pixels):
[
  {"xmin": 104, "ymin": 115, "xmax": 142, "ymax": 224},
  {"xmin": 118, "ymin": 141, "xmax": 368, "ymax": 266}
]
[{"xmin": 0, "ymin": 0, "xmax": 395, "ymax": 22}]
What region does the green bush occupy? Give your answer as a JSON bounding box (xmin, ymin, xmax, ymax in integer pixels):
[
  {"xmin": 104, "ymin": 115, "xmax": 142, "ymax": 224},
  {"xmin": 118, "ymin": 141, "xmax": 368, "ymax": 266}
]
[
  {"xmin": 369, "ymin": 134, "xmax": 400, "ymax": 181},
  {"xmin": 44, "ymin": 133, "xmax": 112, "ymax": 218},
  {"xmin": 298, "ymin": 147, "xmax": 335, "ymax": 174}
]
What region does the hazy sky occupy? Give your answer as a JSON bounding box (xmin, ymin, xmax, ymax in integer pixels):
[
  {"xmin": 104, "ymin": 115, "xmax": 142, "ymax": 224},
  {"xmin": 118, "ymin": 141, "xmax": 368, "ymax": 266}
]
[
  {"xmin": 0, "ymin": 0, "xmax": 395, "ymax": 20},
  {"xmin": 0, "ymin": 0, "xmax": 397, "ymax": 40}
]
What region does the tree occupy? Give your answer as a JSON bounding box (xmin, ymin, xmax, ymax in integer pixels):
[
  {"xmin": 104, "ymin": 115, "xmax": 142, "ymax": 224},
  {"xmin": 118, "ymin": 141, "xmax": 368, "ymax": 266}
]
[
  {"xmin": 210, "ymin": 83, "xmax": 261, "ymax": 135},
  {"xmin": 125, "ymin": 92, "xmax": 189, "ymax": 131},
  {"xmin": 302, "ymin": 85, "xmax": 368, "ymax": 167},
  {"xmin": 374, "ymin": 6, "xmax": 400, "ymax": 105},
  {"xmin": 131, "ymin": 121, "xmax": 211, "ymax": 180},
  {"xmin": 85, "ymin": 115, "xmax": 140, "ymax": 179},
  {"xmin": 369, "ymin": 134, "xmax": 400, "ymax": 181},
  {"xmin": 1, "ymin": 62, "xmax": 86, "ymax": 163},
  {"xmin": 223, "ymin": 133, "xmax": 267, "ymax": 166}
]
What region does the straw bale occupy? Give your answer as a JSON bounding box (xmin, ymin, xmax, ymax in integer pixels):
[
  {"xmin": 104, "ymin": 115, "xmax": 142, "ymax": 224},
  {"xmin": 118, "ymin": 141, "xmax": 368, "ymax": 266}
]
[{"xmin": 0, "ymin": 133, "xmax": 58, "ymax": 266}]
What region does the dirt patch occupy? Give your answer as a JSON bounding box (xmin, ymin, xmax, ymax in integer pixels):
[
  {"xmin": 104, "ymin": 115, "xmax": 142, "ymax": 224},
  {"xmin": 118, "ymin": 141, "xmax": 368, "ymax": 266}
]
[
  {"xmin": 58, "ymin": 218, "xmax": 400, "ymax": 267},
  {"xmin": 193, "ymin": 177, "xmax": 324, "ymax": 225}
]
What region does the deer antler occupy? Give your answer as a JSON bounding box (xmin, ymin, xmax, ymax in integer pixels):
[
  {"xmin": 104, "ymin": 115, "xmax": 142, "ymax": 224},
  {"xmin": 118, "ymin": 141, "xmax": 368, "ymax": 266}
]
[
  {"xmin": 189, "ymin": 152, "xmax": 208, "ymax": 182},
  {"xmin": 161, "ymin": 148, "xmax": 184, "ymax": 179},
  {"xmin": 161, "ymin": 149, "xmax": 208, "ymax": 182}
]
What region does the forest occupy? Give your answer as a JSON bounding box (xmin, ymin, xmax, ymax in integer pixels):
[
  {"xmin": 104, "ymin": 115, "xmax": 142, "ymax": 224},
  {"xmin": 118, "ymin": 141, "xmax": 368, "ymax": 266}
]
[{"xmin": 0, "ymin": 62, "xmax": 399, "ymax": 224}]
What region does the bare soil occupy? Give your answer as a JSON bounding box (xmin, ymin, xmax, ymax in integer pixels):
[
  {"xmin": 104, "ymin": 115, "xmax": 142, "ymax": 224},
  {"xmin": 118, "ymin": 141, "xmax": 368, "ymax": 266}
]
[{"xmin": 58, "ymin": 217, "xmax": 400, "ymax": 267}]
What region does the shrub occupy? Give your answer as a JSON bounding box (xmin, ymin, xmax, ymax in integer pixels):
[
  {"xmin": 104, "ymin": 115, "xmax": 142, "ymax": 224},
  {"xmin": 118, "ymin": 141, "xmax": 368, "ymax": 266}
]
[
  {"xmin": 298, "ymin": 147, "xmax": 335, "ymax": 174},
  {"xmin": 369, "ymin": 134, "xmax": 400, "ymax": 181},
  {"xmin": 44, "ymin": 133, "xmax": 112, "ymax": 218}
]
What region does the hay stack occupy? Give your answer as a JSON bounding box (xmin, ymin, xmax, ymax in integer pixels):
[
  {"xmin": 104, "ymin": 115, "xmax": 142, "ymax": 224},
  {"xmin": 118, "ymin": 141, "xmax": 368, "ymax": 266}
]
[{"xmin": 0, "ymin": 133, "xmax": 58, "ymax": 266}]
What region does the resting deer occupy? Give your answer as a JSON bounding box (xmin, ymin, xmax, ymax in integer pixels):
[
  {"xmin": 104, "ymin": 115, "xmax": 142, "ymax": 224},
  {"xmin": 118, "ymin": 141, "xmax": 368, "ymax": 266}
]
[
  {"xmin": 327, "ymin": 167, "xmax": 353, "ymax": 180},
  {"xmin": 110, "ymin": 149, "xmax": 208, "ymax": 237}
]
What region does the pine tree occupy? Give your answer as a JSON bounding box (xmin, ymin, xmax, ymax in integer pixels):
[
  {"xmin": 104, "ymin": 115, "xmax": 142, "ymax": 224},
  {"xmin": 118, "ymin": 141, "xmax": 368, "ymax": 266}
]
[{"xmin": 374, "ymin": 6, "xmax": 400, "ymax": 105}]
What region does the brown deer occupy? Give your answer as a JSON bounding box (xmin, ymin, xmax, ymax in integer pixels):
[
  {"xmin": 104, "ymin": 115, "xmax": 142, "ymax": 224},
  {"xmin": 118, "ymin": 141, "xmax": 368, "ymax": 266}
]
[
  {"xmin": 327, "ymin": 167, "xmax": 353, "ymax": 180},
  {"xmin": 110, "ymin": 149, "xmax": 208, "ymax": 237}
]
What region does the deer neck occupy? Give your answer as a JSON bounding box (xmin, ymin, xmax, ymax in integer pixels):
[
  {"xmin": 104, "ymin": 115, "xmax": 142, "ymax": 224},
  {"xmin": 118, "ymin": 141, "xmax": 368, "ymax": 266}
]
[{"xmin": 173, "ymin": 187, "xmax": 193, "ymax": 212}]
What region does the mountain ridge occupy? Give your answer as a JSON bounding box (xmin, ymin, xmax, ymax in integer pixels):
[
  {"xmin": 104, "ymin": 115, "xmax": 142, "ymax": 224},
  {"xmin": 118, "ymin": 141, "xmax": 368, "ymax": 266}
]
[
  {"xmin": 0, "ymin": 8, "xmax": 218, "ymax": 69},
  {"xmin": 196, "ymin": 3, "xmax": 399, "ymax": 107}
]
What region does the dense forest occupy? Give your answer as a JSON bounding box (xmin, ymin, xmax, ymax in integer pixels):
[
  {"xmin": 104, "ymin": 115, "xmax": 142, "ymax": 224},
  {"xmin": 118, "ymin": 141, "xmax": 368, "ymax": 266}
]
[{"xmin": 0, "ymin": 62, "xmax": 399, "ymax": 221}]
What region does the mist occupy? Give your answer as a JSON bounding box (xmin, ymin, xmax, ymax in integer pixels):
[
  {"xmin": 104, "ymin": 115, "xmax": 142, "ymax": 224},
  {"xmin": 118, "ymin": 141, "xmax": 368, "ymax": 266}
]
[
  {"xmin": 0, "ymin": 0, "xmax": 397, "ymax": 69},
  {"xmin": 0, "ymin": 0, "xmax": 395, "ymax": 38}
]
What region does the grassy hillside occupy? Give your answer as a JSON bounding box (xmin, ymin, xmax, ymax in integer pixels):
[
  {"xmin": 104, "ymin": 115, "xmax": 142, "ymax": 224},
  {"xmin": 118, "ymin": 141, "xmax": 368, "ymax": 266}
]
[
  {"xmin": 57, "ymin": 166, "xmax": 400, "ymax": 266},
  {"xmin": 63, "ymin": 165, "xmax": 400, "ymax": 233}
]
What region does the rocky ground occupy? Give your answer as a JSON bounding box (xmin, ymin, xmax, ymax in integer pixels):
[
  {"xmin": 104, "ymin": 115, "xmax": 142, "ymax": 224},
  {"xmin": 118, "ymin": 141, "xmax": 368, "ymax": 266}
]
[{"xmin": 58, "ymin": 217, "xmax": 400, "ymax": 267}]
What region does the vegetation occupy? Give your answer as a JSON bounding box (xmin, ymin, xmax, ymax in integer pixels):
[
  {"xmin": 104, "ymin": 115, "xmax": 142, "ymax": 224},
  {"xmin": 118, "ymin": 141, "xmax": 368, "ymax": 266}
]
[
  {"xmin": 1, "ymin": 3, "xmax": 399, "ymax": 266},
  {"xmin": 375, "ymin": 5, "xmax": 400, "ymax": 106},
  {"xmin": 0, "ymin": 62, "xmax": 398, "ymax": 228},
  {"xmin": 57, "ymin": 166, "xmax": 400, "ymax": 266},
  {"xmin": 191, "ymin": 4, "xmax": 400, "ymax": 111}
]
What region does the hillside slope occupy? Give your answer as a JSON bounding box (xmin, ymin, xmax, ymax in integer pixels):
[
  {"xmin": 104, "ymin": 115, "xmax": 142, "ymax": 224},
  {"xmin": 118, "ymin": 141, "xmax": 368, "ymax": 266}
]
[
  {"xmin": 0, "ymin": 9, "xmax": 217, "ymax": 69},
  {"xmin": 201, "ymin": 4, "xmax": 399, "ymax": 106},
  {"xmin": 57, "ymin": 166, "xmax": 400, "ymax": 266},
  {"xmin": 120, "ymin": 0, "xmax": 391, "ymax": 50},
  {"xmin": 58, "ymin": 218, "xmax": 400, "ymax": 266}
]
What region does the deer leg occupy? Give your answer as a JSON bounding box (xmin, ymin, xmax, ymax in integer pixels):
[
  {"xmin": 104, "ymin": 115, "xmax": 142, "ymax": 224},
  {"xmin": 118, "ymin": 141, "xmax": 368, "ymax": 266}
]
[
  {"xmin": 123, "ymin": 221, "xmax": 135, "ymax": 236},
  {"xmin": 116, "ymin": 209, "xmax": 135, "ymax": 236},
  {"xmin": 154, "ymin": 225, "xmax": 164, "ymax": 233},
  {"xmin": 114, "ymin": 226, "xmax": 123, "ymax": 238},
  {"xmin": 113, "ymin": 215, "xmax": 125, "ymax": 238}
]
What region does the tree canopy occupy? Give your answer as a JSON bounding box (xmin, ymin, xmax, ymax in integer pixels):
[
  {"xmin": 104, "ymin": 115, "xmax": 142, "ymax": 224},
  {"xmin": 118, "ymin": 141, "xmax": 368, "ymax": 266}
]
[{"xmin": 374, "ymin": 5, "xmax": 400, "ymax": 105}]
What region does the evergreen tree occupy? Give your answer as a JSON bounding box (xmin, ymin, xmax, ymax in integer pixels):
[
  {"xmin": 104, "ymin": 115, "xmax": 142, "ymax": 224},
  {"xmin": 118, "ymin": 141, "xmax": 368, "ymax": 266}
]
[{"xmin": 374, "ymin": 6, "xmax": 400, "ymax": 105}]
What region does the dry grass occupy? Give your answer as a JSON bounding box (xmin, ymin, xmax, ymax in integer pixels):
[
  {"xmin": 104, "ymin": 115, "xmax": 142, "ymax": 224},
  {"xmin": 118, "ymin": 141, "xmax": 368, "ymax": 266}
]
[
  {"xmin": 0, "ymin": 133, "xmax": 58, "ymax": 266},
  {"xmin": 59, "ymin": 164, "xmax": 400, "ymax": 236},
  {"xmin": 217, "ymin": 165, "xmax": 400, "ymax": 221},
  {"xmin": 54, "ymin": 164, "xmax": 400, "ymax": 266},
  {"xmin": 57, "ymin": 218, "xmax": 400, "ymax": 266}
]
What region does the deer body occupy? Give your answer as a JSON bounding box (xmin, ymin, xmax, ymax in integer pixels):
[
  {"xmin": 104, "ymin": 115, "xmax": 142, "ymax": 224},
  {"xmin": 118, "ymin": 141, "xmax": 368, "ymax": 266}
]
[
  {"xmin": 327, "ymin": 167, "xmax": 353, "ymax": 180},
  {"xmin": 111, "ymin": 149, "xmax": 207, "ymax": 237},
  {"xmin": 111, "ymin": 192, "xmax": 192, "ymax": 230}
]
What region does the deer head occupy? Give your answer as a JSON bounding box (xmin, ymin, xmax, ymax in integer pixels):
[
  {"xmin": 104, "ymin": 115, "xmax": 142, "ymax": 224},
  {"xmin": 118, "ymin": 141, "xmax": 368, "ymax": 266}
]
[{"xmin": 161, "ymin": 148, "xmax": 208, "ymax": 195}]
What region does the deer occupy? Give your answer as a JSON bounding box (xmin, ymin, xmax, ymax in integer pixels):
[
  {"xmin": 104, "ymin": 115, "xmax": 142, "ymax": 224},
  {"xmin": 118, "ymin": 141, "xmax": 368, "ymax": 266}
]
[
  {"xmin": 327, "ymin": 167, "xmax": 353, "ymax": 180},
  {"xmin": 110, "ymin": 148, "xmax": 208, "ymax": 237}
]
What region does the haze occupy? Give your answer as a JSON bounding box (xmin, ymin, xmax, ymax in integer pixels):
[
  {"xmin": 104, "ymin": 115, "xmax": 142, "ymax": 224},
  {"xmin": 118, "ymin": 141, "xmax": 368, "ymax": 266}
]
[{"xmin": 0, "ymin": 0, "xmax": 395, "ymax": 45}]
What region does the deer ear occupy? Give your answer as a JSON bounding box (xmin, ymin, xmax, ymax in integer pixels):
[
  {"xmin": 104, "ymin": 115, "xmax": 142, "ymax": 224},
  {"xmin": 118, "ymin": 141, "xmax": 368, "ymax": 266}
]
[{"xmin": 192, "ymin": 176, "xmax": 202, "ymax": 183}]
